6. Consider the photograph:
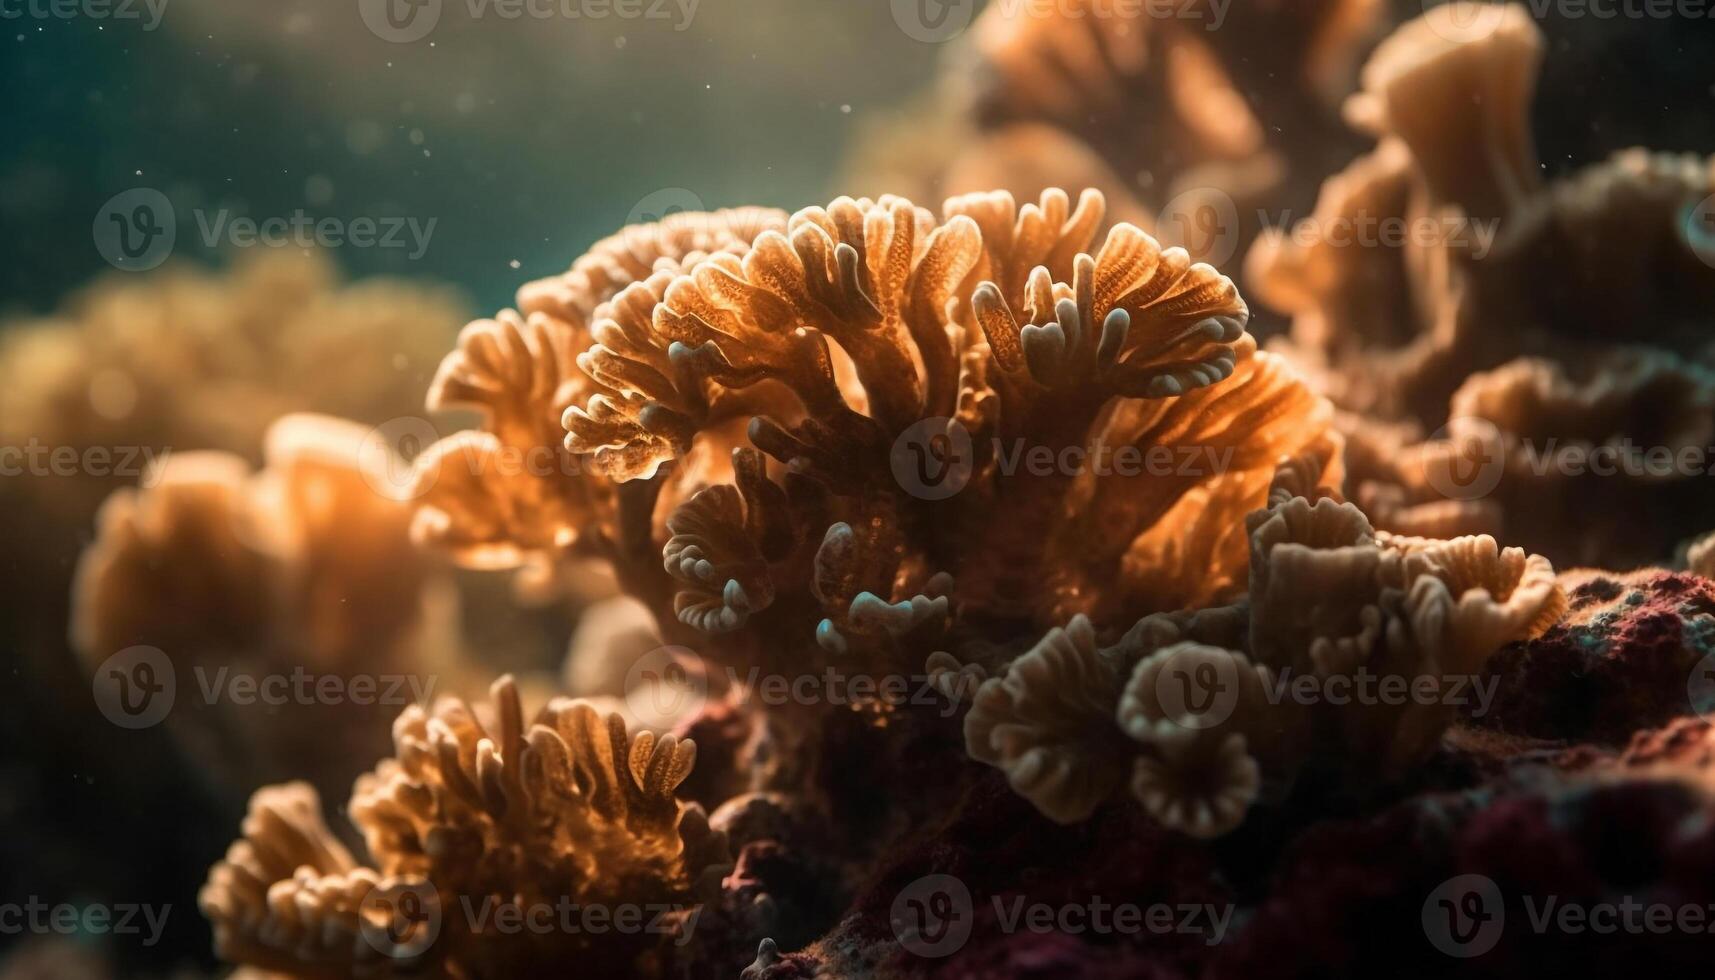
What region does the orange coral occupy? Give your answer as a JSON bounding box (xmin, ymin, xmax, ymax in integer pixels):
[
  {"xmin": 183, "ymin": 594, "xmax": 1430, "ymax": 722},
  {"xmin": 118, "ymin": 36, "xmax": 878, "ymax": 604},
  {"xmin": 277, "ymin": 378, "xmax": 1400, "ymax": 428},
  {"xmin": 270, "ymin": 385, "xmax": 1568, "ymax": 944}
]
[
  {"xmin": 412, "ymin": 208, "xmax": 788, "ymax": 579},
  {"xmin": 202, "ymin": 677, "xmax": 727, "ymax": 978},
  {"xmin": 70, "ymin": 414, "xmax": 459, "ymax": 796}
]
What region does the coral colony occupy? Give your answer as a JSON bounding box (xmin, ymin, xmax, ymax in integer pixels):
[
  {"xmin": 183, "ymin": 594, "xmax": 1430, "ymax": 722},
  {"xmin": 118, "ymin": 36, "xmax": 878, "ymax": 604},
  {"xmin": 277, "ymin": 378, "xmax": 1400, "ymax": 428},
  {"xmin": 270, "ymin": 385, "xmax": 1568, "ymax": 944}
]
[{"xmin": 43, "ymin": 2, "xmax": 1715, "ymax": 977}]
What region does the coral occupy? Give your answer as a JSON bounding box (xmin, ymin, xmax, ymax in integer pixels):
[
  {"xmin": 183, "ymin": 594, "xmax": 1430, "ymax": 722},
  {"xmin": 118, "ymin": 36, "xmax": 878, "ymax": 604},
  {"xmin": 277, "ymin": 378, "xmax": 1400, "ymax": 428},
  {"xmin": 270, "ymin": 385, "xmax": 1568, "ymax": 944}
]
[
  {"xmin": 411, "ymin": 208, "xmax": 787, "ymax": 582},
  {"xmin": 409, "ymin": 187, "xmax": 1339, "ymax": 697},
  {"xmin": 1247, "ymin": 2, "xmax": 1715, "ymax": 568},
  {"xmin": 69, "ymin": 413, "xmax": 460, "ymax": 797},
  {"xmin": 844, "ymin": 0, "xmax": 1391, "ymax": 267},
  {"xmin": 0, "ymin": 250, "xmax": 460, "ymax": 508},
  {"xmin": 962, "ymin": 463, "xmax": 1561, "ymax": 829},
  {"xmin": 1121, "ymin": 649, "xmax": 1263, "ymax": 839},
  {"xmin": 0, "ymin": 249, "xmax": 465, "ymax": 680},
  {"xmin": 963, "ymin": 616, "xmax": 1133, "ymax": 824},
  {"xmin": 202, "ymin": 676, "xmax": 728, "ymax": 978}
]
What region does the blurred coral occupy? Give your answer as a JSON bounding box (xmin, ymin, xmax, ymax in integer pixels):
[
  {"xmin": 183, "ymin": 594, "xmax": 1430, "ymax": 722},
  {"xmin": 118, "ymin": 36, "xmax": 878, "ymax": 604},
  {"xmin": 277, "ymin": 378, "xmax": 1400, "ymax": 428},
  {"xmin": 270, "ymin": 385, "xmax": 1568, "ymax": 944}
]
[
  {"xmin": 842, "ymin": 0, "xmax": 1392, "ymax": 267},
  {"xmin": 1247, "ymin": 2, "xmax": 1715, "ymax": 568},
  {"xmin": 0, "ymin": 250, "xmax": 459, "ymax": 518},
  {"xmin": 70, "ymin": 413, "xmax": 463, "ymax": 798}
]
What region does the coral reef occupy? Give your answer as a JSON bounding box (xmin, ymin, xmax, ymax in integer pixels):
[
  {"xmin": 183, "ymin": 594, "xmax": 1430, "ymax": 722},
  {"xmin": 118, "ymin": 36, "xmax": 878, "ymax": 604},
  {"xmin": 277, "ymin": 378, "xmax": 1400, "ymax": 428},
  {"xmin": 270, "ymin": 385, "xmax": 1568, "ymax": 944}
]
[
  {"xmin": 190, "ymin": 178, "xmax": 1620, "ymax": 979},
  {"xmin": 842, "ymin": 0, "xmax": 1392, "ymax": 267},
  {"xmin": 1246, "ymin": 2, "xmax": 1715, "ymax": 568},
  {"xmin": 43, "ymin": 9, "xmax": 1715, "ymax": 977},
  {"xmin": 69, "ymin": 413, "xmax": 465, "ymax": 799}
]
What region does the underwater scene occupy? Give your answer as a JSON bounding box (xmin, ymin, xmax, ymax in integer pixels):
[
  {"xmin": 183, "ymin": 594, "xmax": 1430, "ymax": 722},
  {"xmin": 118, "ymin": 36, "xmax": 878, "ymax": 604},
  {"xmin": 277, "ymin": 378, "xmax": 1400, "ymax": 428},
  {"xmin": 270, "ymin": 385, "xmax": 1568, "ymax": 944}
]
[{"xmin": 4, "ymin": 0, "xmax": 1715, "ymax": 976}]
